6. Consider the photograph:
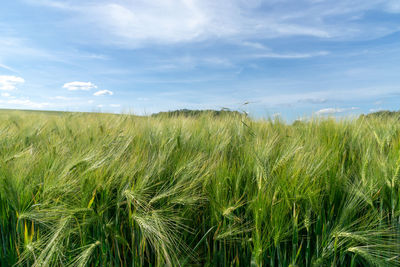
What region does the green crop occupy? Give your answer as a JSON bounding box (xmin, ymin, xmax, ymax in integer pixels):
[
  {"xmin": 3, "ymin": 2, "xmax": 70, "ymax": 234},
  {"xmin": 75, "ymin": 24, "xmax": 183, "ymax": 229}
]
[{"xmin": 0, "ymin": 110, "xmax": 400, "ymax": 266}]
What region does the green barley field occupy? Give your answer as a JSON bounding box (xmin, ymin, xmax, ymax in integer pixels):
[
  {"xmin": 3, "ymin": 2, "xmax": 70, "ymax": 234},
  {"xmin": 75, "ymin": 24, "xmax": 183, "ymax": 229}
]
[{"xmin": 1, "ymin": 109, "xmax": 400, "ymax": 266}]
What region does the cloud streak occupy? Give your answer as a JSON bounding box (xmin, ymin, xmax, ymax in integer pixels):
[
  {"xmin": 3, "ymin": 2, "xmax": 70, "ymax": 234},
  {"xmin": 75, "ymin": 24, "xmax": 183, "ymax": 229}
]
[
  {"xmin": 298, "ymin": 97, "xmax": 328, "ymax": 104},
  {"xmin": 253, "ymin": 51, "xmax": 329, "ymax": 59},
  {"xmin": 63, "ymin": 81, "xmax": 97, "ymax": 91},
  {"xmin": 0, "ymin": 63, "xmax": 17, "ymax": 72}
]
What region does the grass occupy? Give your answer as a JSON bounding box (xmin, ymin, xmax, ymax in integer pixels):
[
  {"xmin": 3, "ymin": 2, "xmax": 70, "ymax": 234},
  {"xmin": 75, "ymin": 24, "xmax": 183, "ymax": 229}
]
[{"xmin": 0, "ymin": 110, "xmax": 400, "ymax": 266}]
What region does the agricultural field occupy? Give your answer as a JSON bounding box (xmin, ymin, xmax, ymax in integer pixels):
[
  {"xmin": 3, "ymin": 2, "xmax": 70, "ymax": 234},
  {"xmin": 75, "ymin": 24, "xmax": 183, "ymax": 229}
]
[{"xmin": 1, "ymin": 110, "xmax": 400, "ymax": 266}]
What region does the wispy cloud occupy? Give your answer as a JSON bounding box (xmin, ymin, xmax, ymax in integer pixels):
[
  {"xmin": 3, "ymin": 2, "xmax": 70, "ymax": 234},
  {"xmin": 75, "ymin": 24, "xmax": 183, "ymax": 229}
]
[
  {"xmin": 0, "ymin": 37, "xmax": 55, "ymax": 61},
  {"xmin": 253, "ymin": 51, "xmax": 329, "ymax": 59},
  {"xmin": 27, "ymin": 0, "xmax": 400, "ymax": 47},
  {"xmin": 240, "ymin": 41, "xmax": 269, "ymax": 50},
  {"xmin": 384, "ymin": 1, "xmax": 400, "ymax": 13},
  {"xmin": 253, "ymin": 86, "xmax": 400, "ymax": 108},
  {"xmin": 24, "ymin": 0, "xmax": 73, "ymax": 10},
  {"xmin": 298, "ymin": 97, "xmax": 327, "ymax": 104},
  {"xmin": 315, "ymin": 107, "xmax": 359, "ymax": 115},
  {"xmin": 93, "ymin": 89, "xmax": 113, "ymax": 96},
  {"xmin": 49, "ymin": 96, "xmax": 79, "ymax": 100},
  {"xmin": 0, "ymin": 75, "xmax": 24, "ymax": 91},
  {"xmin": 63, "ymin": 81, "xmax": 97, "ymax": 91},
  {"xmin": 1, "ymin": 98, "xmax": 50, "ymax": 109}
]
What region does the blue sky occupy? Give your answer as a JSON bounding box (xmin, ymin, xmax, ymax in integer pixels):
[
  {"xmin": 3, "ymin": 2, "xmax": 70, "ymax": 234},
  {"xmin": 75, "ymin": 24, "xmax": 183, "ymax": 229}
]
[{"xmin": 0, "ymin": 0, "xmax": 400, "ymax": 120}]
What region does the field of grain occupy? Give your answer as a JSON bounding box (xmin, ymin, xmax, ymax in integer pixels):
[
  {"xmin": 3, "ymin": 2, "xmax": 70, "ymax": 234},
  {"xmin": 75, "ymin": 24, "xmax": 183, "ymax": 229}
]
[{"xmin": 1, "ymin": 110, "xmax": 400, "ymax": 266}]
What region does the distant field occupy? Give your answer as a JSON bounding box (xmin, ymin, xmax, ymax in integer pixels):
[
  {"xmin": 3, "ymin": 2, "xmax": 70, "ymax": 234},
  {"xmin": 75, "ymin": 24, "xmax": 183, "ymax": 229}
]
[{"xmin": 1, "ymin": 110, "xmax": 400, "ymax": 266}]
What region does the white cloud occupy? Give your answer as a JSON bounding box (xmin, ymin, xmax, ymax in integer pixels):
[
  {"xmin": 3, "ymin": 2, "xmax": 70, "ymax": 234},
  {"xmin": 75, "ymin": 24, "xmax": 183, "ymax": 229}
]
[
  {"xmin": 109, "ymin": 104, "xmax": 120, "ymax": 107},
  {"xmin": 93, "ymin": 89, "xmax": 113, "ymax": 96},
  {"xmin": 63, "ymin": 81, "xmax": 97, "ymax": 91},
  {"xmin": 0, "ymin": 75, "xmax": 24, "ymax": 91},
  {"xmin": 1, "ymin": 92, "xmax": 11, "ymax": 97},
  {"xmin": 88, "ymin": 100, "xmax": 94, "ymax": 104},
  {"xmin": 315, "ymin": 107, "xmax": 359, "ymax": 115}
]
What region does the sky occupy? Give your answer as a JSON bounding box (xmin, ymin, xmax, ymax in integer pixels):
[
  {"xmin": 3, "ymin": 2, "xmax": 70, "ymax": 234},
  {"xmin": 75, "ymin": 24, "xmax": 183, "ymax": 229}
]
[{"xmin": 0, "ymin": 0, "xmax": 400, "ymax": 120}]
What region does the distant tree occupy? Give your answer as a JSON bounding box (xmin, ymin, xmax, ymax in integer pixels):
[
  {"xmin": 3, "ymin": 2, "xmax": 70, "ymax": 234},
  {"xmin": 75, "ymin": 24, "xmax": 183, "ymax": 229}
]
[
  {"xmin": 361, "ymin": 110, "xmax": 400, "ymax": 120},
  {"xmin": 151, "ymin": 109, "xmax": 247, "ymax": 118}
]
